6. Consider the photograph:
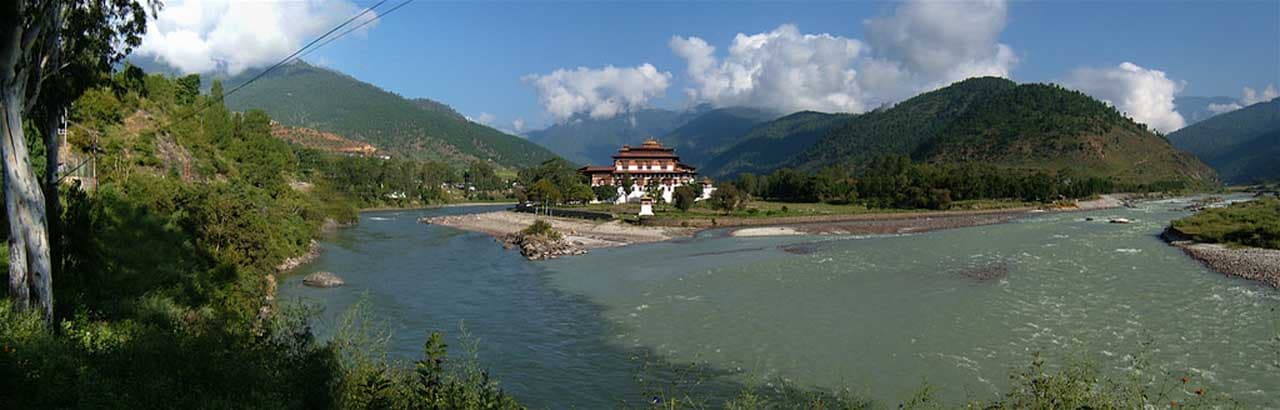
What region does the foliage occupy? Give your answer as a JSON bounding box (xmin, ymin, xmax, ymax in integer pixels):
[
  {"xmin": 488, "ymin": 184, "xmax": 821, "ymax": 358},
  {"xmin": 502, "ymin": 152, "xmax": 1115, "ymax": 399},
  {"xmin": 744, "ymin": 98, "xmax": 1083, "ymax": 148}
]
[
  {"xmin": 222, "ymin": 61, "xmax": 558, "ymax": 168},
  {"xmin": 709, "ymin": 184, "xmax": 750, "ymax": 213},
  {"xmin": 520, "ymin": 220, "xmax": 561, "ymax": 240},
  {"xmin": 592, "ymin": 184, "xmax": 618, "ymax": 202},
  {"xmin": 673, "ymin": 186, "xmax": 698, "ymax": 211},
  {"xmin": 1171, "ymin": 198, "xmax": 1280, "ymax": 249},
  {"xmin": 731, "ymin": 155, "xmax": 1118, "ymax": 210},
  {"xmin": 517, "ymin": 158, "xmax": 589, "ymax": 205},
  {"xmin": 2, "ymin": 68, "xmax": 522, "ymax": 408}
]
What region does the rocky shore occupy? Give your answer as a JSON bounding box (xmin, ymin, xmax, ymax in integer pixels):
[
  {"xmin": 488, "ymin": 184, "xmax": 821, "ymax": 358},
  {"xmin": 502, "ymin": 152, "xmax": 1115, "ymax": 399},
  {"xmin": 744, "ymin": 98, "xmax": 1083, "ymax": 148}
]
[
  {"xmin": 275, "ymin": 239, "xmax": 322, "ymax": 272},
  {"xmin": 501, "ymin": 231, "xmax": 587, "ymax": 260},
  {"xmin": 1162, "ymin": 227, "xmax": 1280, "ymax": 288}
]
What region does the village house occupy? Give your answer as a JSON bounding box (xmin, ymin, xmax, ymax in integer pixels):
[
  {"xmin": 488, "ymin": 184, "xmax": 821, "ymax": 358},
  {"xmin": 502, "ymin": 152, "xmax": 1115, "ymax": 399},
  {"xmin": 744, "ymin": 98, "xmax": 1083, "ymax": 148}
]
[{"xmin": 578, "ymin": 138, "xmax": 715, "ymax": 203}]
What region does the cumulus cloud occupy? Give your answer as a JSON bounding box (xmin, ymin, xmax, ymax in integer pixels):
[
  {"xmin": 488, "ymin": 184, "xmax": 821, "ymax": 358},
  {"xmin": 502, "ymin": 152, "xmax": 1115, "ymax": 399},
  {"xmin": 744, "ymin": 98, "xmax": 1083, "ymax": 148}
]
[
  {"xmin": 468, "ymin": 112, "xmax": 496, "ymax": 125},
  {"xmin": 1241, "ymin": 84, "xmax": 1279, "ymax": 106},
  {"xmin": 667, "ymin": 0, "xmax": 1017, "ymax": 115},
  {"xmin": 670, "ymin": 25, "xmax": 869, "ymax": 114},
  {"xmin": 512, "ymin": 118, "xmax": 526, "ymax": 133},
  {"xmin": 1062, "ymin": 62, "xmax": 1186, "ymax": 133},
  {"xmin": 1202, "ymin": 84, "xmax": 1278, "ymax": 115},
  {"xmin": 137, "ymin": 0, "xmax": 369, "ymax": 75},
  {"xmin": 863, "ymin": 0, "xmax": 1016, "ymax": 86},
  {"xmin": 1207, "ymin": 102, "xmax": 1242, "ymax": 114},
  {"xmin": 523, "ymin": 64, "xmax": 672, "ymax": 122}
]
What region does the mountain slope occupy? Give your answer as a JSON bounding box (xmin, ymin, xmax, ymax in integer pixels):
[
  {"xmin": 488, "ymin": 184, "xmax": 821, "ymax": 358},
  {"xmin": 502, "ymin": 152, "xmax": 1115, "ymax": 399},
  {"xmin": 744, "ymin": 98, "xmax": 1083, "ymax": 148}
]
[
  {"xmin": 700, "ymin": 111, "xmax": 853, "ymax": 178},
  {"xmin": 712, "ymin": 77, "xmax": 1214, "ymax": 186},
  {"xmin": 658, "ymin": 106, "xmax": 778, "ymax": 166},
  {"xmin": 918, "ymin": 83, "xmax": 1216, "ymax": 185},
  {"xmin": 525, "ymin": 107, "xmax": 706, "ymax": 165},
  {"xmin": 791, "ymin": 77, "xmax": 1019, "ymax": 170},
  {"xmin": 1167, "ymin": 98, "xmax": 1280, "ymax": 183},
  {"xmin": 222, "ymin": 61, "xmax": 558, "ymax": 168}
]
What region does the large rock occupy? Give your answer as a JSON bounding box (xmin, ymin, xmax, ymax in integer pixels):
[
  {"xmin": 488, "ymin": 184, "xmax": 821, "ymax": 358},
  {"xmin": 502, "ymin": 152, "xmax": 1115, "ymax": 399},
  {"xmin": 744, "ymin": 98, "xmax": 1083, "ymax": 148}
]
[{"xmin": 303, "ymin": 271, "xmax": 345, "ymax": 288}]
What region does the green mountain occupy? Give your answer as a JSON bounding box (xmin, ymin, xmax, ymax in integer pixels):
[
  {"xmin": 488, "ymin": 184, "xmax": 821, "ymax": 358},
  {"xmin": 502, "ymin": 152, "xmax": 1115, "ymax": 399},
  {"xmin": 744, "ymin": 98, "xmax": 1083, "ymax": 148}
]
[
  {"xmin": 792, "ymin": 77, "xmax": 1019, "ymax": 170},
  {"xmin": 704, "ymin": 77, "xmax": 1215, "ymax": 187},
  {"xmin": 658, "ymin": 106, "xmax": 778, "ymax": 166},
  {"xmin": 1167, "ymin": 98, "xmax": 1280, "ymax": 183},
  {"xmin": 916, "ymin": 82, "xmax": 1215, "ymax": 185},
  {"xmin": 222, "ymin": 61, "xmax": 558, "ymax": 168},
  {"xmin": 699, "ymin": 111, "xmax": 853, "ymax": 178},
  {"xmin": 525, "ymin": 107, "xmax": 706, "ymax": 165}
]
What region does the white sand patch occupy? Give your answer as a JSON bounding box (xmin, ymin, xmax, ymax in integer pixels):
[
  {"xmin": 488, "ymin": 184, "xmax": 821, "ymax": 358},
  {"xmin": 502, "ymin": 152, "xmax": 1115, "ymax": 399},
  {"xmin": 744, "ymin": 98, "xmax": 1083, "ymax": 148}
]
[{"xmin": 731, "ymin": 226, "xmax": 804, "ymax": 237}]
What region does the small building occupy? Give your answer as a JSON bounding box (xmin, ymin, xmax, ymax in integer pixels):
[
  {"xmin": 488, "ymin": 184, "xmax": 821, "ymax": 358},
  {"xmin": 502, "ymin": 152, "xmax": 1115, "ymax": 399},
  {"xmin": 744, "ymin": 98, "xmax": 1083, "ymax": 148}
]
[{"xmin": 578, "ymin": 138, "xmax": 699, "ymax": 203}]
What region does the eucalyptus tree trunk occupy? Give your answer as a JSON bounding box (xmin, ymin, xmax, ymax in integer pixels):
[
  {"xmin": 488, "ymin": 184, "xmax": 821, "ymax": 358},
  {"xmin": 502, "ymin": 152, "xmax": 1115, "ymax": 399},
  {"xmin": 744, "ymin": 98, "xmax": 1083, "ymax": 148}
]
[
  {"xmin": 1, "ymin": 88, "xmax": 53, "ymax": 319},
  {"xmin": 0, "ymin": 5, "xmax": 55, "ymax": 318}
]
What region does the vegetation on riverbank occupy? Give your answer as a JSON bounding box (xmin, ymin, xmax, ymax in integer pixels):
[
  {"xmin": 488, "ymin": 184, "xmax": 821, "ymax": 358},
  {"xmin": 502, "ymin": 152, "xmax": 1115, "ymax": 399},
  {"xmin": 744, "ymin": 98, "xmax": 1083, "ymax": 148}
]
[
  {"xmin": 1171, "ymin": 198, "xmax": 1280, "ymax": 249},
  {"xmin": 1, "ymin": 69, "xmax": 519, "ymax": 408}
]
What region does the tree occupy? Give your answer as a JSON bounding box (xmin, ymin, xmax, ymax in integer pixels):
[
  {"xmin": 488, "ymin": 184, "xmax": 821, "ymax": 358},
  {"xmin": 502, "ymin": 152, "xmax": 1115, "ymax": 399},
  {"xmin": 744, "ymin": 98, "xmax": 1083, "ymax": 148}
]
[
  {"xmin": 564, "ymin": 183, "xmax": 594, "ymax": 204},
  {"xmin": 673, "ymin": 185, "xmax": 697, "ymax": 211},
  {"xmin": 592, "ymin": 184, "xmax": 617, "ymax": 202},
  {"xmin": 525, "ymin": 179, "xmax": 562, "ymax": 205},
  {"xmin": 708, "ymin": 184, "xmax": 749, "ymax": 213},
  {"xmin": 2, "ymin": 0, "xmax": 151, "ymax": 318}
]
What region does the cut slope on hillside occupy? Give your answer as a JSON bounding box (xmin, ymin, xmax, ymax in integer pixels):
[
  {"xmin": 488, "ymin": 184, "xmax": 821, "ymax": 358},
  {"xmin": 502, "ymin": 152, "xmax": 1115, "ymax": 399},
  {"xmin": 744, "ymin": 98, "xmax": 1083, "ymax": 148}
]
[{"xmin": 223, "ymin": 61, "xmax": 558, "ymax": 168}]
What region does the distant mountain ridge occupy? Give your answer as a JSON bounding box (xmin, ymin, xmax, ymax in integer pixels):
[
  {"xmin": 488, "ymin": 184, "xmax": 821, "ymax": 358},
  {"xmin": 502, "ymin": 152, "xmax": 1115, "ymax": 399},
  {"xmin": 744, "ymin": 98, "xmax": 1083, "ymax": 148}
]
[
  {"xmin": 526, "ymin": 106, "xmax": 709, "ymax": 165},
  {"xmin": 1167, "ymin": 98, "xmax": 1280, "ymax": 184},
  {"xmin": 221, "ymin": 61, "xmax": 558, "ymax": 168},
  {"xmin": 700, "ymin": 77, "xmax": 1214, "ymax": 187},
  {"xmin": 1175, "ymin": 96, "xmax": 1237, "ymax": 126}
]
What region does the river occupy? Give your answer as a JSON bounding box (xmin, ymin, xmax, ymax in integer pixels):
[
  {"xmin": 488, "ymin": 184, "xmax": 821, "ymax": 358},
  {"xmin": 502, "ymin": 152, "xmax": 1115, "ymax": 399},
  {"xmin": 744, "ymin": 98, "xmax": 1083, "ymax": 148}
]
[{"xmin": 278, "ymin": 199, "xmax": 1280, "ymax": 408}]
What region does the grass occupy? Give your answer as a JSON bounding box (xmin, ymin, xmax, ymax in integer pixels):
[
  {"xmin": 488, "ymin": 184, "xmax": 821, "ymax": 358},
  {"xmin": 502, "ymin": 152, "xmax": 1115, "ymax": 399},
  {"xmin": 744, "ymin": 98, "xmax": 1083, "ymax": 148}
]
[{"xmin": 1171, "ymin": 197, "xmax": 1280, "ymax": 249}]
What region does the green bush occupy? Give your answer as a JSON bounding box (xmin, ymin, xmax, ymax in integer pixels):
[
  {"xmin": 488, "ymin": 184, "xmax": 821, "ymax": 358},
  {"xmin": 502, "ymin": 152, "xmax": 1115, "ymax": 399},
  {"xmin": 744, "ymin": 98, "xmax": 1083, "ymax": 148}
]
[
  {"xmin": 1172, "ymin": 198, "xmax": 1280, "ymax": 249},
  {"xmin": 520, "ymin": 219, "xmax": 561, "ymax": 240}
]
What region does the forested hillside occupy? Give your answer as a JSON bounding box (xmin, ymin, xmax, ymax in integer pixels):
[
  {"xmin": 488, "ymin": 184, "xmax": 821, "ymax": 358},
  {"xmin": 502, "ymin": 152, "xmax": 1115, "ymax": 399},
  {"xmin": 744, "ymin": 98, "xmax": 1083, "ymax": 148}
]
[
  {"xmin": 699, "ymin": 111, "xmax": 853, "ymax": 177},
  {"xmin": 918, "ymin": 83, "xmax": 1216, "ymax": 186},
  {"xmin": 701, "ymin": 77, "xmax": 1215, "ymax": 188},
  {"xmin": 222, "ymin": 61, "xmax": 559, "ymax": 168},
  {"xmin": 0, "ymin": 67, "xmax": 519, "ymax": 407},
  {"xmin": 1167, "ymin": 98, "xmax": 1280, "ymax": 183},
  {"xmin": 526, "ymin": 106, "xmax": 706, "ymax": 165},
  {"xmin": 653, "ymin": 106, "xmax": 777, "ymax": 166}
]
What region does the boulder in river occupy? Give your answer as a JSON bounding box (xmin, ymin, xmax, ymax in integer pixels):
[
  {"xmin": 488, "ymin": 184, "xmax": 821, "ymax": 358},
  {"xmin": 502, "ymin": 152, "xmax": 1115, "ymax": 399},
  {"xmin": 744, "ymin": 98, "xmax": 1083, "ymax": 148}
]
[{"xmin": 303, "ymin": 271, "xmax": 345, "ymax": 288}]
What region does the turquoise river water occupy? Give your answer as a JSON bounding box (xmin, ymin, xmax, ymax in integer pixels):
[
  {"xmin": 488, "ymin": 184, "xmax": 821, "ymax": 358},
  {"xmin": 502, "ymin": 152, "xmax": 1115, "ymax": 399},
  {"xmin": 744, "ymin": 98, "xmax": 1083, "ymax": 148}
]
[{"xmin": 279, "ymin": 199, "xmax": 1280, "ymax": 408}]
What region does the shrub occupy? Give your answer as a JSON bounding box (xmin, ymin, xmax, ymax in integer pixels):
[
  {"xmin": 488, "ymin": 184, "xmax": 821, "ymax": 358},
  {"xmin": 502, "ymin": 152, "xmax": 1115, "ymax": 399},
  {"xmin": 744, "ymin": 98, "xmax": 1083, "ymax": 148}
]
[
  {"xmin": 673, "ymin": 186, "xmax": 698, "ymax": 211},
  {"xmin": 520, "ymin": 219, "xmax": 561, "ymax": 240}
]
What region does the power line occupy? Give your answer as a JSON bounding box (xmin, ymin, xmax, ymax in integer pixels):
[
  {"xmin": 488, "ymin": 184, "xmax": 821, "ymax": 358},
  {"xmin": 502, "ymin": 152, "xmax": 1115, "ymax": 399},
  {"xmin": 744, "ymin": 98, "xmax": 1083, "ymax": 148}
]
[
  {"xmin": 220, "ymin": 0, "xmax": 392, "ymax": 100},
  {"xmin": 297, "ymin": 0, "xmax": 414, "ymax": 61},
  {"xmin": 155, "ymin": 0, "xmax": 395, "ymax": 130}
]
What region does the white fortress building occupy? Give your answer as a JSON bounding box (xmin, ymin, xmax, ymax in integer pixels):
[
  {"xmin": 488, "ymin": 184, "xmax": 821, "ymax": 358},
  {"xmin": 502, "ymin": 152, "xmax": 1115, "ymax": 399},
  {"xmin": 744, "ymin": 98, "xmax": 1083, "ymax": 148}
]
[{"xmin": 578, "ymin": 138, "xmax": 715, "ymax": 204}]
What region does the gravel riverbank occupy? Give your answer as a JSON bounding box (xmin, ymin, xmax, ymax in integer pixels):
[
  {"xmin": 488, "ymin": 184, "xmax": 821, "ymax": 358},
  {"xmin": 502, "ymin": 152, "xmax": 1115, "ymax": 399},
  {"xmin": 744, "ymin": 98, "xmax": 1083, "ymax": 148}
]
[{"xmin": 1162, "ymin": 228, "xmax": 1280, "ymax": 288}]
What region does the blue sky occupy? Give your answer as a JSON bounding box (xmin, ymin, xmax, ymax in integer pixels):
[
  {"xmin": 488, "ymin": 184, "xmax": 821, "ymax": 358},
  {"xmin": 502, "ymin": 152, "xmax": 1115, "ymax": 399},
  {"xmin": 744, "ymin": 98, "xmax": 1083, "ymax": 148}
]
[{"xmin": 139, "ymin": 0, "xmax": 1279, "ymax": 133}]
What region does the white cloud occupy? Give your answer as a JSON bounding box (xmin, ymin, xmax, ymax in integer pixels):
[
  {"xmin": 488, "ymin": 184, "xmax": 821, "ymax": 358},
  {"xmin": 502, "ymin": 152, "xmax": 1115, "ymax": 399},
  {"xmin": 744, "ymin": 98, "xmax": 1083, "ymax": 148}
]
[
  {"xmin": 138, "ymin": 0, "xmax": 370, "ymax": 75},
  {"xmin": 667, "ymin": 0, "xmax": 1017, "ymax": 114},
  {"xmin": 1241, "ymin": 84, "xmax": 1279, "ymax": 106},
  {"xmin": 523, "ymin": 64, "xmax": 672, "ymax": 122},
  {"xmin": 468, "ymin": 112, "xmax": 496, "ymax": 125},
  {"xmin": 1203, "ymin": 83, "xmax": 1274, "ymax": 114},
  {"xmin": 671, "ymin": 25, "xmax": 869, "ymax": 114},
  {"xmin": 863, "ymin": 0, "xmax": 1016, "ymax": 87},
  {"xmin": 1062, "ymin": 62, "xmax": 1186, "ymax": 133},
  {"xmin": 512, "ymin": 118, "xmax": 526, "ymax": 133},
  {"xmin": 1200, "ymin": 84, "xmax": 1277, "ymax": 115},
  {"xmin": 1207, "ymin": 102, "xmax": 1242, "ymax": 114}
]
